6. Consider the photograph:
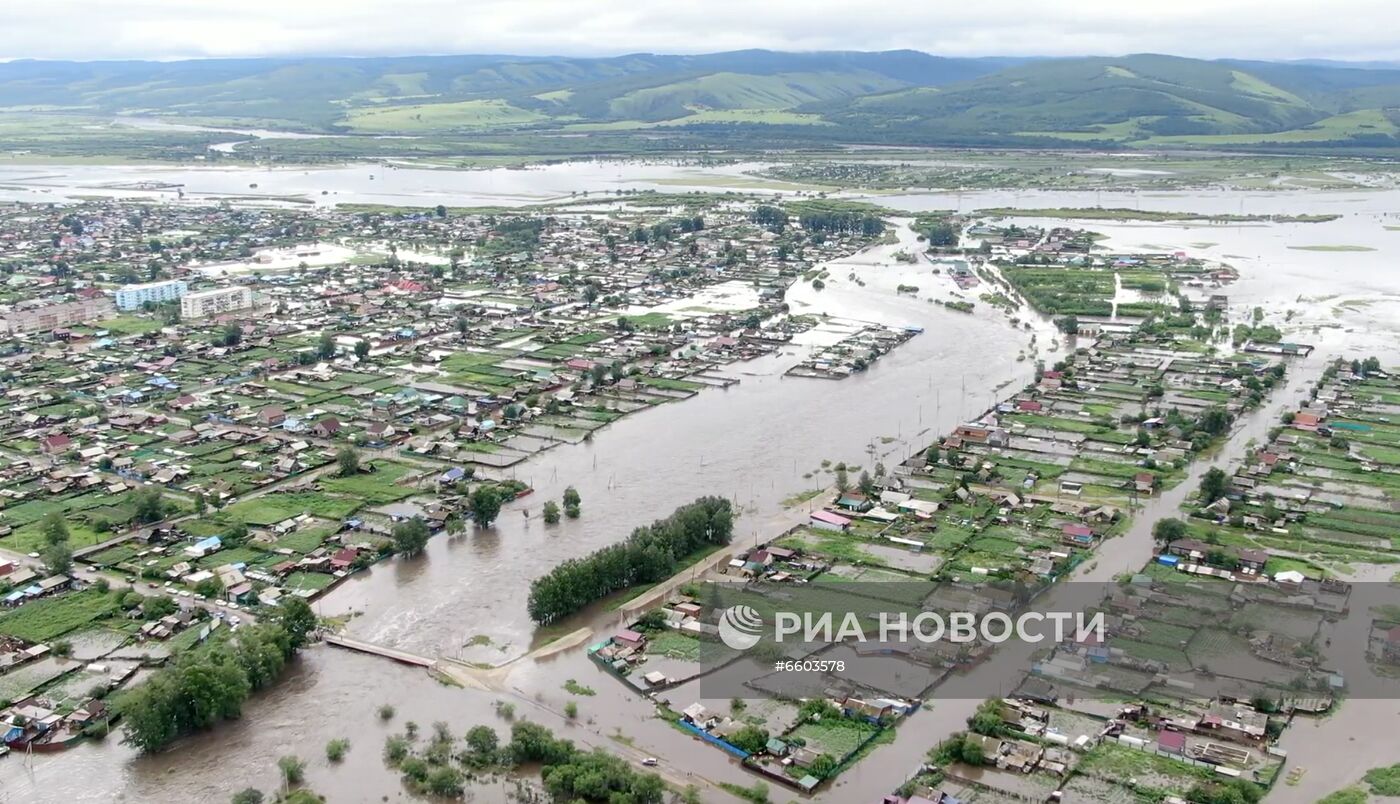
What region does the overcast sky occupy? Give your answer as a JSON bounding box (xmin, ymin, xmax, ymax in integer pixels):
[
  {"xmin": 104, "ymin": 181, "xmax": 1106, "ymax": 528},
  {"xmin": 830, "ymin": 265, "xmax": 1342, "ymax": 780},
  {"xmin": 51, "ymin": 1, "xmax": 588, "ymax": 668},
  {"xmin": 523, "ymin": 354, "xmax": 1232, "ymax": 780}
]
[{"xmin": 6, "ymin": 0, "xmax": 1400, "ymax": 62}]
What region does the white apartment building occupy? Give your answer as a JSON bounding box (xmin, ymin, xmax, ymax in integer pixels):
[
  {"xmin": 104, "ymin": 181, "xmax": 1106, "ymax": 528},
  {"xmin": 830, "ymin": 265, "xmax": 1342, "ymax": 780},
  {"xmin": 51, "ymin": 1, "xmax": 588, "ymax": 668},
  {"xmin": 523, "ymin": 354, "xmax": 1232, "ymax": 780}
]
[
  {"xmin": 114, "ymin": 279, "xmax": 189, "ymax": 311},
  {"xmin": 180, "ymin": 286, "xmax": 255, "ymax": 319}
]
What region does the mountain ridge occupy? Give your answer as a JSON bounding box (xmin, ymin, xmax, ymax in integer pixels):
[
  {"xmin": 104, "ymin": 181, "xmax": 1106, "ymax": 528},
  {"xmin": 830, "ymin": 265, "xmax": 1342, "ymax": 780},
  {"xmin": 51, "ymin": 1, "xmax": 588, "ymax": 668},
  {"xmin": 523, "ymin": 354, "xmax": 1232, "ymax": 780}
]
[{"xmin": 2, "ymin": 49, "xmax": 1398, "ymax": 152}]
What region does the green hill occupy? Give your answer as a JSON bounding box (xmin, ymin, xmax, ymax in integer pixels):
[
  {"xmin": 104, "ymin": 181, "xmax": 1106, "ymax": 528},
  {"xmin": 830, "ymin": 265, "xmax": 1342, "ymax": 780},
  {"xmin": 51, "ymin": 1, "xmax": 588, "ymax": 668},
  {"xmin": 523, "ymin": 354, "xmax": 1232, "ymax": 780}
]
[
  {"xmin": 2, "ymin": 50, "xmax": 1399, "ymax": 153},
  {"xmin": 816, "ymin": 54, "xmax": 1400, "ymax": 149},
  {"xmin": 0, "ymin": 50, "xmax": 1010, "ymax": 131}
]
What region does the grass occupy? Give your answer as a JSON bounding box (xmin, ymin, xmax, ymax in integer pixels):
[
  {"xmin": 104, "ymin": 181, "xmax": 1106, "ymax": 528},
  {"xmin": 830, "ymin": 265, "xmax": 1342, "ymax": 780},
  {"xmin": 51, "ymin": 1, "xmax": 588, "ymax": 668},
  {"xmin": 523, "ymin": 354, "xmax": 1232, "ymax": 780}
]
[
  {"xmin": 645, "ymin": 630, "xmax": 702, "ymax": 661},
  {"xmin": 1364, "ymin": 763, "xmax": 1400, "ymax": 796},
  {"xmin": 340, "ymin": 99, "xmax": 545, "ymax": 133},
  {"xmin": 638, "ymin": 376, "xmax": 702, "ymax": 393},
  {"xmin": 99, "ymin": 316, "xmax": 166, "ymax": 336},
  {"xmin": 562, "ymin": 678, "xmax": 596, "ymax": 696},
  {"xmin": 1147, "ymin": 109, "xmax": 1400, "ymax": 146},
  {"xmin": 788, "ymin": 718, "xmax": 880, "ymax": 758},
  {"xmin": 658, "ymin": 109, "xmax": 832, "ymax": 127},
  {"xmin": 1078, "ymin": 742, "xmax": 1212, "ymax": 791},
  {"xmin": 221, "ymin": 492, "xmax": 362, "ymax": 525},
  {"xmin": 0, "ymin": 590, "xmax": 118, "ymax": 643},
  {"xmin": 283, "ymin": 571, "xmax": 336, "ymax": 592},
  {"xmin": 319, "ymin": 461, "xmax": 418, "ymax": 504},
  {"xmin": 781, "ymin": 489, "xmax": 824, "ymax": 507}
]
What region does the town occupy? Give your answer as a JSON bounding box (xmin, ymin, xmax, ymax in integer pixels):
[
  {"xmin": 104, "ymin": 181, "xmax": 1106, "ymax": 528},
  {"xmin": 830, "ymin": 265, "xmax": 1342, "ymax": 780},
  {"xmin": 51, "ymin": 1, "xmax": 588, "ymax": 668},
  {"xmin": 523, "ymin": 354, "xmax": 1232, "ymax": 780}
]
[{"xmin": 0, "ymin": 179, "xmax": 1394, "ymax": 803}]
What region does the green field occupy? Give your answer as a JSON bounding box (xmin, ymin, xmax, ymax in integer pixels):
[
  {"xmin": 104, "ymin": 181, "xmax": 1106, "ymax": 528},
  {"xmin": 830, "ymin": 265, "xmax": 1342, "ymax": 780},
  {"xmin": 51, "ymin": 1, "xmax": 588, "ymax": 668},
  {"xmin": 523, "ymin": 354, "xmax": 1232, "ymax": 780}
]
[
  {"xmin": 341, "ymin": 99, "xmax": 545, "ymax": 132},
  {"xmin": 0, "ymin": 590, "xmax": 118, "ymax": 643},
  {"xmin": 788, "ymin": 718, "xmax": 880, "ymax": 759},
  {"xmin": 221, "ymin": 492, "xmax": 363, "ymax": 525}
]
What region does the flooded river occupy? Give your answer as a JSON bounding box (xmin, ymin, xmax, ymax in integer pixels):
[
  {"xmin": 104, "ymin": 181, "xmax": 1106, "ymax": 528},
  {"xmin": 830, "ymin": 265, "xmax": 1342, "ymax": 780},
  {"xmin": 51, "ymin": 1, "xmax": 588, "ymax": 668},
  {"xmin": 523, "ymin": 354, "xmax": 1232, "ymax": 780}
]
[{"xmin": 4, "ymin": 164, "xmax": 1400, "ymax": 802}]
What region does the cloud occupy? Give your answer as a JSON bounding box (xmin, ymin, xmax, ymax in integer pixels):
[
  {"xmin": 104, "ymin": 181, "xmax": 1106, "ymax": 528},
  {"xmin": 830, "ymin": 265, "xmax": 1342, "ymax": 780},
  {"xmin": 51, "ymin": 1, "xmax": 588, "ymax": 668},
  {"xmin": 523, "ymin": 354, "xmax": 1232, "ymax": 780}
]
[{"xmin": 6, "ymin": 0, "xmax": 1400, "ymax": 62}]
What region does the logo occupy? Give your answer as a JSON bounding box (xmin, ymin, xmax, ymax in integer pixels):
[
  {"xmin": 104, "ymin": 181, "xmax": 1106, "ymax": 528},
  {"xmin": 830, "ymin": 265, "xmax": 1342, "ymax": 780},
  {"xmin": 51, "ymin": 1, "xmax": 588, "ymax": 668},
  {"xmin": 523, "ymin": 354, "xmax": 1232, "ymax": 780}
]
[{"xmin": 718, "ymin": 605, "xmax": 764, "ymax": 650}]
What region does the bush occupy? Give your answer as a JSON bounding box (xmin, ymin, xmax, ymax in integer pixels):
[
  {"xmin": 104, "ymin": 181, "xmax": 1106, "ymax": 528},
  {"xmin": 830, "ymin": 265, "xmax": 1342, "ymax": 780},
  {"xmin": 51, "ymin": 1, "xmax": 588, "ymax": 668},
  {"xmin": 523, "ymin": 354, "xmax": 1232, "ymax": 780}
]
[
  {"xmin": 377, "ymin": 704, "xmax": 395, "ymax": 720},
  {"xmin": 383, "ymin": 735, "xmax": 410, "ymax": 766},
  {"xmin": 277, "ymin": 755, "xmax": 306, "ymax": 785},
  {"xmin": 325, "ymin": 738, "xmax": 349, "ymax": 762}
]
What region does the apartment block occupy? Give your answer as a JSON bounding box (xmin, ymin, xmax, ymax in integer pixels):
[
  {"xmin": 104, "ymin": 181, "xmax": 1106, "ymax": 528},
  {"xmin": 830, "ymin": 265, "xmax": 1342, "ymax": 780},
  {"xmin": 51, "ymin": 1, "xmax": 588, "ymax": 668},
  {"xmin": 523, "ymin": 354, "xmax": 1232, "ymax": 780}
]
[
  {"xmin": 180, "ymin": 286, "xmax": 255, "ymax": 319},
  {"xmin": 114, "ymin": 279, "xmax": 189, "ymax": 311}
]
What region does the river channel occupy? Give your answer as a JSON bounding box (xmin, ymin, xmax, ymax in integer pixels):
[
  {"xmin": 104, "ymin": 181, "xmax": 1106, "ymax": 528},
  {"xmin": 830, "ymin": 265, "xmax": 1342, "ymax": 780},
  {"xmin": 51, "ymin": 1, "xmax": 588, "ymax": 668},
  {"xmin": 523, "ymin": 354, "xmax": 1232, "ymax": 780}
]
[{"xmin": 3, "ymin": 162, "xmax": 1400, "ymax": 802}]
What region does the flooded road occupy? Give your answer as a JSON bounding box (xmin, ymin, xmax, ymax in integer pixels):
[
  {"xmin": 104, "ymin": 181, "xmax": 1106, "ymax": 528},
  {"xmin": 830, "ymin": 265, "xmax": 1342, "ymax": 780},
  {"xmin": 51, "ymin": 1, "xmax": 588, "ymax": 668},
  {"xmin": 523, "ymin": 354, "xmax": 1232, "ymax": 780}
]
[{"xmin": 5, "ymin": 169, "xmax": 1400, "ymax": 801}]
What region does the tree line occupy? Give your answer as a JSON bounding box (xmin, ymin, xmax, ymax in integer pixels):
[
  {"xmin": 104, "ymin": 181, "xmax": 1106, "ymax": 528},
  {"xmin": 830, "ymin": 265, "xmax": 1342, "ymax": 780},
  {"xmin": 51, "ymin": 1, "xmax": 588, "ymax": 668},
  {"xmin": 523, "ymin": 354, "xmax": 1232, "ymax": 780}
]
[
  {"xmin": 115, "ymin": 598, "xmax": 317, "ymax": 752},
  {"xmin": 526, "ymin": 496, "xmax": 733, "ymax": 625},
  {"xmin": 797, "ymin": 209, "xmax": 885, "ymax": 237}
]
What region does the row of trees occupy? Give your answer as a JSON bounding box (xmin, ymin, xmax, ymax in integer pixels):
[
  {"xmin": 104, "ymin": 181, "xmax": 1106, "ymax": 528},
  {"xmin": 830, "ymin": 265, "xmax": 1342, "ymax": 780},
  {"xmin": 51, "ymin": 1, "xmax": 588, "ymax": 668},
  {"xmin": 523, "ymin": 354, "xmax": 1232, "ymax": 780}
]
[
  {"xmin": 797, "ymin": 209, "xmax": 885, "ymax": 237},
  {"xmin": 115, "ymin": 598, "xmax": 317, "ymax": 752},
  {"xmin": 526, "ymin": 496, "xmax": 733, "ymax": 624}
]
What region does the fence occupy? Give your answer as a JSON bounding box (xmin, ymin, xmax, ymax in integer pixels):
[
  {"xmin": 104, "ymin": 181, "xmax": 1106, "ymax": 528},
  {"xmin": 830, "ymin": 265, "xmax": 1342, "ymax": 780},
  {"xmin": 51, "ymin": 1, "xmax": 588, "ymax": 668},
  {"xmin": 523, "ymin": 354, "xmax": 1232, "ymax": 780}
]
[{"xmin": 674, "ymin": 719, "xmax": 749, "ymax": 758}]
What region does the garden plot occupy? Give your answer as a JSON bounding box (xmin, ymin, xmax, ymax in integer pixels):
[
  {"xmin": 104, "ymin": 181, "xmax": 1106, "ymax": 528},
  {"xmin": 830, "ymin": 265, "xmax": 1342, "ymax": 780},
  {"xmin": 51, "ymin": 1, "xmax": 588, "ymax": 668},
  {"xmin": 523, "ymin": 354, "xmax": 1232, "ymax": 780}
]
[
  {"xmin": 0, "ymin": 657, "xmax": 72, "ymax": 702},
  {"xmin": 64, "ymin": 628, "xmax": 130, "ymax": 661},
  {"xmin": 1230, "ymin": 602, "xmax": 1323, "ymax": 641},
  {"xmin": 857, "ymin": 541, "xmax": 944, "ymax": 574},
  {"xmin": 1061, "ymin": 773, "xmax": 1142, "ymax": 804},
  {"xmin": 1076, "ymin": 742, "xmax": 1212, "ymax": 796},
  {"xmin": 788, "ymin": 716, "xmax": 881, "ymax": 759}
]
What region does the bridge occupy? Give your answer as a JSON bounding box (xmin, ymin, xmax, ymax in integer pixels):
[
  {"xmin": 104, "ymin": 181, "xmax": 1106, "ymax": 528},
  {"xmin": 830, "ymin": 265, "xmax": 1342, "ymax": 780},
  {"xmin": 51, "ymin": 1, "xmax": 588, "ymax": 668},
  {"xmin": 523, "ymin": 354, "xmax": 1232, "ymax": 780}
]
[{"xmin": 322, "ymin": 633, "xmax": 437, "ymax": 668}]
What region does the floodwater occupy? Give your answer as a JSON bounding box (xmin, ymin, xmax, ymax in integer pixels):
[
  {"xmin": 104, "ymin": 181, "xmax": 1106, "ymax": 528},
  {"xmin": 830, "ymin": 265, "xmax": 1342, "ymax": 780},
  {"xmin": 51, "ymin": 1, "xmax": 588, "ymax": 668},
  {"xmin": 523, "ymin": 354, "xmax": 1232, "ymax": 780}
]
[{"xmin": 5, "ymin": 164, "xmax": 1400, "ymax": 801}]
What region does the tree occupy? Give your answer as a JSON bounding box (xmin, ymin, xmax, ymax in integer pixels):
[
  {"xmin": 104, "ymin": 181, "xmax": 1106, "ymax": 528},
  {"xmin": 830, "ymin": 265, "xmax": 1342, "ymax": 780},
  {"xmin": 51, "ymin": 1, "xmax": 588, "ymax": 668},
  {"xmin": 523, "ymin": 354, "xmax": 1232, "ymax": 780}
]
[
  {"xmin": 353, "ymin": 340, "xmax": 371, "ymax": 360},
  {"xmin": 316, "ymin": 331, "xmax": 336, "ymax": 360},
  {"xmin": 729, "ymin": 725, "xmax": 769, "ymax": 754},
  {"xmin": 231, "ymin": 790, "xmax": 264, "ymax": 804},
  {"xmin": 810, "ymin": 753, "xmax": 838, "ymax": 779},
  {"xmin": 193, "ymin": 492, "xmax": 207, "ymax": 515},
  {"xmin": 527, "ymin": 497, "xmax": 733, "ymax": 625},
  {"xmin": 858, "ymin": 470, "xmax": 875, "ymax": 496},
  {"xmin": 958, "ymin": 737, "xmax": 986, "ymax": 765},
  {"xmin": 1199, "ymin": 467, "xmax": 1229, "ymax": 505},
  {"xmin": 40, "ymin": 512, "xmax": 69, "ymax": 547},
  {"xmin": 270, "ymin": 597, "xmax": 318, "ymax": 649},
  {"xmin": 968, "ymin": 699, "xmax": 1005, "ymax": 736},
  {"xmin": 834, "ymin": 467, "xmax": 849, "ymax": 494},
  {"xmin": 542, "ymin": 500, "xmax": 561, "ymax": 525},
  {"xmin": 469, "ymin": 485, "xmax": 503, "ymax": 527},
  {"xmin": 1198, "ymin": 407, "xmax": 1232, "ymax": 437},
  {"xmin": 336, "ymin": 447, "xmax": 360, "ymax": 478},
  {"xmin": 133, "ymin": 487, "xmax": 166, "ymax": 523},
  {"xmin": 141, "ymin": 595, "xmax": 178, "ymax": 620},
  {"xmin": 42, "ymin": 540, "xmax": 73, "ymax": 576},
  {"xmin": 563, "ymin": 486, "xmax": 581, "ymax": 519},
  {"xmin": 1055, "ymin": 315, "xmax": 1080, "ymax": 335},
  {"xmin": 464, "ymin": 725, "xmax": 499, "ymax": 761},
  {"xmin": 424, "ymin": 766, "xmax": 464, "ymax": 797},
  {"xmin": 1152, "ymin": 518, "xmax": 1188, "ymax": 543},
  {"xmin": 563, "ymin": 701, "xmax": 578, "ymax": 719},
  {"xmin": 392, "ymin": 517, "xmax": 431, "ymax": 556},
  {"xmin": 278, "ymin": 754, "xmax": 306, "ymax": 785}
]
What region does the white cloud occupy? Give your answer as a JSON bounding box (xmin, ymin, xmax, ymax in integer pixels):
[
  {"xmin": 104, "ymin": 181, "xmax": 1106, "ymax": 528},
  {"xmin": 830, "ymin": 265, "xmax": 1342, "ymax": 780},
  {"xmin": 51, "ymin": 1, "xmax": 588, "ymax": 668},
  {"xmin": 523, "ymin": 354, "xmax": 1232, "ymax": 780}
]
[{"xmin": 4, "ymin": 0, "xmax": 1400, "ymax": 62}]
